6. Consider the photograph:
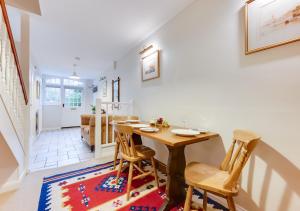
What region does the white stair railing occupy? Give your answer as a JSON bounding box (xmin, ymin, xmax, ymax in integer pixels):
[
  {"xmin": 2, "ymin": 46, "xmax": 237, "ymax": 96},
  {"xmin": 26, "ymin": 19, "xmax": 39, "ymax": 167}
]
[
  {"xmin": 95, "ymin": 99, "xmax": 133, "ymax": 159},
  {"xmin": 0, "ymin": 2, "xmax": 28, "ymax": 152}
]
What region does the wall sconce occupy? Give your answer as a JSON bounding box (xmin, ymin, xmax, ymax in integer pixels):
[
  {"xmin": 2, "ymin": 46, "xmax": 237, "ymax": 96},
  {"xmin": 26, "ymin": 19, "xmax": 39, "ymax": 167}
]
[{"xmin": 139, "ymin": 43, "xmax": 159, "ymax": 55}]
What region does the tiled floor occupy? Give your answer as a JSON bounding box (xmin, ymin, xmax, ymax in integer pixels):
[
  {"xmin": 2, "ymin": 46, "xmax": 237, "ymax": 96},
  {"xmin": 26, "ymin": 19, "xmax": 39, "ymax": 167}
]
[{"xmin": 29, "ymin": 128, "xmax": 94, "ymax": 172}]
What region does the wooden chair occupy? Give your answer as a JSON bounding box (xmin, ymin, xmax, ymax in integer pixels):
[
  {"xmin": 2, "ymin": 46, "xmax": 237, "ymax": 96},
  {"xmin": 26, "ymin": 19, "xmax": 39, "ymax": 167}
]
[
  {"xmin": 115, "ymin": 124, "xmax": 159, "ymax": 201},
  {"xmin": 183, "ymin": 130, "xmax": 260, "ymax": 211},
  {"xmin": 113, "ymin": 116, "xmax": 141, "ymax": 169}
]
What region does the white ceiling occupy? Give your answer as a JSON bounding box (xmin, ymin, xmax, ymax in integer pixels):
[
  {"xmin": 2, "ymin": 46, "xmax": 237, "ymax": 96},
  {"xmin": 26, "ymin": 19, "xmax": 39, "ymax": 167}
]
[{"xmin": 10, "ymin": 0, "xmax": 194, "ymax": 79}]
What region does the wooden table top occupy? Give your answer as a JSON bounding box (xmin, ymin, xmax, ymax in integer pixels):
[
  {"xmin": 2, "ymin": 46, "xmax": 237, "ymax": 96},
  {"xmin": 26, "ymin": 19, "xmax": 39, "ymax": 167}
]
[{"xmin": 133, "ymin": 126, "xmax": 219, "ymax": 147}]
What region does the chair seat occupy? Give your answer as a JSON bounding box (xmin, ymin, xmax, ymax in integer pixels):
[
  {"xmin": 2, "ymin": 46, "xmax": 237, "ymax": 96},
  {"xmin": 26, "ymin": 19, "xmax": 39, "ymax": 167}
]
[
  {"xmin": 185, "ymin": 162, "xmax": 238, "ymax": 196},
  {"xmin": 135, "ymin": 145, "xmax": 156, "ymax": 159}
]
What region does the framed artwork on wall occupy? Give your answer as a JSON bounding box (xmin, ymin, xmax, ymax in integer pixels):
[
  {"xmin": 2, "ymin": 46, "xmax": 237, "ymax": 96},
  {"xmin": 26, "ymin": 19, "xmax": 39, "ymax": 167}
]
[
  {"xmin": 141, "ymin": 50, "xmax": 160, "ymax": 81},
  {"xmin": 36, "ymin": 80, "xmax": 40, "ymax": 99},
  {"xmin": 112, "ymin": 77, "xmax": 120, "ymax": 109},
  {"xmin": 245, "ymin": 0, "xmax": 300, "ymax": 54},
  {"xmin": 102, "ymin": 80, "xmax": 107, "ymax": 97}
]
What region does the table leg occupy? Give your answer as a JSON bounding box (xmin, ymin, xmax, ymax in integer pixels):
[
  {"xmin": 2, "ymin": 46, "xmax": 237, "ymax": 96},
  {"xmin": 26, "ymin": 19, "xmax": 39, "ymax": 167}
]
[
  {"xmin": 132, "ymin": 133, "xmax": 143, "ymax": 145},
  {"xmin": 160, "ymin": 145, "xmax": 186, "ymax": 211}
]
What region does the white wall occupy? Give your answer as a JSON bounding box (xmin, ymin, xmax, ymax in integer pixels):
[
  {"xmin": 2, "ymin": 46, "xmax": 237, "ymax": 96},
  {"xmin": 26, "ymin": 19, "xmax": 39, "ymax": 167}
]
[
  {"xmin": 84, "ymin": 79, "xmax": 94, "ymax": 113},
  {"xmin": 100, "ymin": 0, "xmax": 300, "ymax": 210}
]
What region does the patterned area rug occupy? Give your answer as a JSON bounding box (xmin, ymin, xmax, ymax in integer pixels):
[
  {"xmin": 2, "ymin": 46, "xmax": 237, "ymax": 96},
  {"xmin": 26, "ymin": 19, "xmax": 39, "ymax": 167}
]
[{"xmin": 38, "ymin": 161, "xmax": 228, "ymax": 211}]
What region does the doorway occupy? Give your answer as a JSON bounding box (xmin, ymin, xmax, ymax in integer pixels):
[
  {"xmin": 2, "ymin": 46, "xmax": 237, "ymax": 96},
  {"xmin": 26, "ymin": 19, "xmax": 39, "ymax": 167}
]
[
  {"xmin": 61, "ymin": 87, "xmax": 84, "ymax": 128},
  {"xmin": 29, "ymin": 76, "xmax": 95, "ymax": 172},
  {"xmin": 42, "ymin": 77, "xmax": 86, "ymax": 129}
]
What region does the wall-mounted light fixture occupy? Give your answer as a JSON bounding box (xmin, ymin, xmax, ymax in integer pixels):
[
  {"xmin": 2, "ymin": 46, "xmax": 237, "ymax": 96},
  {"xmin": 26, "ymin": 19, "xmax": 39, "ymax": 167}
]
[{"xmin": 139, "ymin": 44, "xmax": 154, "ymax": 55}]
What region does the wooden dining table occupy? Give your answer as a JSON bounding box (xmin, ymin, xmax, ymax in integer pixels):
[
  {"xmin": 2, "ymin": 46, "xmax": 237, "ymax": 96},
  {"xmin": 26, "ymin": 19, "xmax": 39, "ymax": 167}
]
[{"xmin": 133, "ymin": 126, "xmax": 219, "ymax": 210}]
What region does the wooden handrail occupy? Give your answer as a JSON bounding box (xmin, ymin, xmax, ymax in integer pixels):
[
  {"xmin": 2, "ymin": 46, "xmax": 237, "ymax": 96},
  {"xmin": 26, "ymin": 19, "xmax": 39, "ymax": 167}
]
[{"xmin": 0, "ymin": 0, "xmax": 28, "ymax": 105}]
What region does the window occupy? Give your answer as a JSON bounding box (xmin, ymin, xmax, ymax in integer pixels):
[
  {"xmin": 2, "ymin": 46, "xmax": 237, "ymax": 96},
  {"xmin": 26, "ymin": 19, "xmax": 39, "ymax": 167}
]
[
  {"xmin": 63, "ymin": 79, "xmax": 84, "ymax": 87},
  {"xmin": 45, "ymin": 78, "xmax": 61, "ymax": 86},
  {"xmin": 44, "ymin": 87, "xmax": 61, "ymax": 105},
  {"xmin": 43, "ymin": 77, "xmax": 84, "ymax": 107},
  {"xmin": 64, "ymin": 88, "xmax": 82, "ymax": 107}
]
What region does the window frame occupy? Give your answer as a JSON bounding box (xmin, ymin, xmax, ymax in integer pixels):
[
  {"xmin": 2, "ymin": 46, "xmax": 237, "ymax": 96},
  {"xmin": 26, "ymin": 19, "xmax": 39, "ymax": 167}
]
[
  {"xmin": 43, "ymin": 77, "xmax": 62, "ymax": 106},
  {"xmin": 42, "ymin": 76, "xmax": 85, "ymax": 108},
  {"xmin": 63, "ymin": 87, "xmax": 83, "ymax": 108}
]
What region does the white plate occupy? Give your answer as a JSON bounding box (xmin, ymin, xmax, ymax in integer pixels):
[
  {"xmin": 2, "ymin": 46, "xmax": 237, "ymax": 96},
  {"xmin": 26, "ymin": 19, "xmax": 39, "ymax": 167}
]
[
  {"xmin": 130, "ymin": 124, "xmax": 150, "ymax": 128},
  {"xmin": 197, "ymin": 128, "xmax": 208, "ymax": 133},
  {"xmin": 126, "ymin": 119, "xmax": 140, "ymax": 123},
  {"xmin": 140, "ymin": 127, "xmax": 159, "ymax": 133},
  {"xmin": 171, "ymin": 129, "xmax": 200, "ymax": 137}
]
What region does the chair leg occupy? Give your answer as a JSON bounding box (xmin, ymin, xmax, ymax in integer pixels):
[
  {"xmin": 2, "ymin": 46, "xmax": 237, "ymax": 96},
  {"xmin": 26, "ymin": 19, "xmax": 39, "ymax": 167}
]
[
  {"xmin": 113, "ymin": 142, "xmax": 120, "ymax": 169},
  {"xmin": 227, "ymin": 196, "xmax": 236, "ymax": 211},
  {"xmin": 138, "ymin": 160, "xmax": 142, "ymax": 170},
  {"xmin": 116, "ymin": 158, "xmax": 123, "ymax": 183},
  {"xmin": 203, "ymin": 191, "xmax": 208, "ymax": 211},
  {"xmin": 90, "ymin": 145, "xmax": 95, "ymax": 152},
  {"xmin": 126, "ymin": 162, "xmax": 134, "ymax": 201},
  {"xmin": 183, "ymin": 185, "xmax": 193, "ymax": 211},
  {"xmin": 151, "ymin": 157, "xmax": 159, "ymax": 188}
]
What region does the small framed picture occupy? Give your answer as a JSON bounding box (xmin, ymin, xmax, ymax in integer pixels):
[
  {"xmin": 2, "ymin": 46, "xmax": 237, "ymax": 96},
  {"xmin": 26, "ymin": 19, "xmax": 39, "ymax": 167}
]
[
  {"xmin": 36, "ymin": 80, "xmax": 40, "ymax": 99},
  {"xmin": 245, "ymin": 0, "xmax": 300, "ymax": 54},
  {"xmin": 102, "ymin": 80, "xmax": 107, "ymax": 97},
  {"xmin": 141, "ymin": 50, "xmax": 160, "ymax": 81},
  {"xmin": 112, "ymin": 77, "xmax": 120, "ymax": 109}
]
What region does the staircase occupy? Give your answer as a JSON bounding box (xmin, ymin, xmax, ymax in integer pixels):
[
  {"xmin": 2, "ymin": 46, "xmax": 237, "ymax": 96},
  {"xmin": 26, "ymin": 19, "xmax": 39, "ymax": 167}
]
[{"xmin": 0, "ymin": 0, "xmax": 29, "ymax": 193}]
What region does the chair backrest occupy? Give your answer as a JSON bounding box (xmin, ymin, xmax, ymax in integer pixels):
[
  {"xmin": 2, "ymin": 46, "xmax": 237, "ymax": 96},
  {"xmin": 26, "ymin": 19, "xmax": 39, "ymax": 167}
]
[
  {"xmin": 114, "ymin": 124, "xmax": 137, "ymax": 160},
  {"xmin": 81, "ymin": 114, "xmax": 93, "ymax": 126},
  {"xmin": 220, "ymin": 129, "xmax": 260, "ymax": 190},
  {"xmin": 89, "ymin": 115, "xmax": 95, "ymax": 127}
]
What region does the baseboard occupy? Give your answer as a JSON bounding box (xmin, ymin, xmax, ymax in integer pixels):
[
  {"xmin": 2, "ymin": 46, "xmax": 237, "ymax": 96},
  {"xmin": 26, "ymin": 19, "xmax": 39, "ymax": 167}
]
[
  {"xmin": 207, "ymin": 193, "xmax": 247, "ymax": 211},
  {"xmin": 42, "ymin": 127, "xmax": 61, "ymax": 131},
  {"xmin": 0, "ymin": 170, "xmax": 26, "ymax": 195},
  {"xmin": 61, "ymin": 126, "xmax": 80, "ymax": 129},
  {"xmin": 153, "ymin": 159, "xmax": 246, "ymax": 211},
  {"xmin": 42, "ymin": 126, "xmax": 80, "ymax": 131}
]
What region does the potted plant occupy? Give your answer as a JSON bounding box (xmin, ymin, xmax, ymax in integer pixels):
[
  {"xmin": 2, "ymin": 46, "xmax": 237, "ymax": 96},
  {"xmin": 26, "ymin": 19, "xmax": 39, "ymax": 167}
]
[{"xmin": 90, "ymin": 105, "xmax": 96, "ymax": 114}]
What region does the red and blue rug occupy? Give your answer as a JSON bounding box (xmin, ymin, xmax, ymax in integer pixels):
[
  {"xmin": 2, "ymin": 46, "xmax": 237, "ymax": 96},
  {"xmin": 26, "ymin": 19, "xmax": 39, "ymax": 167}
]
[{"xmin": 38, "ymin": 161, "xmax": 228, "ymax": 211}]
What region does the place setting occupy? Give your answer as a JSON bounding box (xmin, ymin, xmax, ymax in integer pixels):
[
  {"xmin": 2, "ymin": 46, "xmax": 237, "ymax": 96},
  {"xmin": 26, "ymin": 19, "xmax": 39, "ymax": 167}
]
[
  {"xmin": 171, "ymin": 128, "xmax": 208, "ymax": 137},
  {"xmin": 132, "ymin": 117, "xmax": 170, "ymax": 133}
]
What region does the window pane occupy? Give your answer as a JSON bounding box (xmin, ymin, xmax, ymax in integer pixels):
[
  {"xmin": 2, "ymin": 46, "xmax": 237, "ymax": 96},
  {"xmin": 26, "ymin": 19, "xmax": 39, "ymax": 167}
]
[
  {"xmin": 65, "ymin": 88, "xmax": 82, "ymax": 107},
  {"xmin": 45, "ymin": 78, "xmax": 61, "ymax": 85},
  {"xmin": 44, "ymin": 87, "xmax": 61, "ymax": 104},
  {"xmin": 63, "ymin": 79, "xmax": 84, "ymax": 87}
]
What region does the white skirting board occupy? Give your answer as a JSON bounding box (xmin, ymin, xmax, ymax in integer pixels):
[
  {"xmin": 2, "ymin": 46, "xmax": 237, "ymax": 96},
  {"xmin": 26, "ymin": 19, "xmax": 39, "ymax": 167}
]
[
  {"xmin": 42, "ymin": 127, "xmax": 61, "ymax": 131},
  {"xmin": 205, "ymin": 191, "xmax": 247, "ymax": 211},
  {"xmin": 0, "ymin": 170, "xmax": 26, "ymax": 195}
]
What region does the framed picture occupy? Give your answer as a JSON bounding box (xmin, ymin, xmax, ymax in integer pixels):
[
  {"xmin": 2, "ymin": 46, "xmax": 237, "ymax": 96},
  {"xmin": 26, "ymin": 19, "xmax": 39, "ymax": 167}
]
[
  {"xmin": 112, "ymin": 77, "xmax": 120, "ymax": 109},
  {"xmin": 141, "ymin": 50, "xmax": 160, "ymax": 81},
  {"xmin": 36, "ymin": 80, "xmax": 40, "ymax": 99},
  {"xmin": 102, "ymin": 80, "xmax": 107, "ymax": 97},
  {"xmin": 245, "ymin": 0, "xmax": 300, "ymax": 54}
]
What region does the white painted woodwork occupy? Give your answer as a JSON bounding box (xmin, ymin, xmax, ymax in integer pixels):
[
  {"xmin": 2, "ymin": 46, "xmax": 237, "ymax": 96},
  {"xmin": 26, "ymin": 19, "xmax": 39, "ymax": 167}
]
[
  {"xmin": 0, "ymin": 5, "xmax": 26, "ymax": 156},
  {"xmin": 95, "ymin": 100, "xmax": 133, "ymax": 160}
]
